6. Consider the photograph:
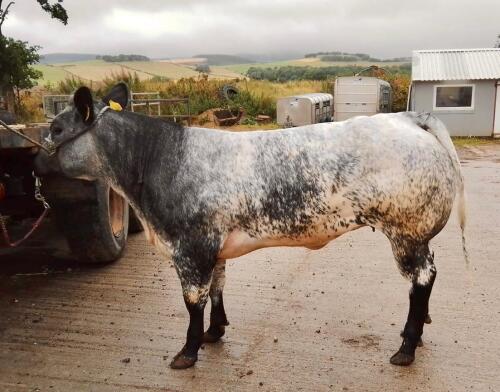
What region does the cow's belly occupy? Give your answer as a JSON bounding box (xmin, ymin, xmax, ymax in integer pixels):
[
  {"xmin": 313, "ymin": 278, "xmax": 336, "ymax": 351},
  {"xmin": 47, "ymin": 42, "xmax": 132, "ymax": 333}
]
[{"xmin": 217, "ymin": 225, "xmax": 361, "ymax": 260}]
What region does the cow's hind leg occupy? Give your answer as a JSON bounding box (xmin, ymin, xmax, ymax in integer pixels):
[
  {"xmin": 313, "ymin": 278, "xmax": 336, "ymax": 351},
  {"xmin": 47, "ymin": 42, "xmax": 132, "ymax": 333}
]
[
  {"xmin": 203, "ymin": 260, "xmax": 229, "ymax": 343},
  {"xmin": 390, "ymin": 241, "xmax": 436, "ymax": 366}
]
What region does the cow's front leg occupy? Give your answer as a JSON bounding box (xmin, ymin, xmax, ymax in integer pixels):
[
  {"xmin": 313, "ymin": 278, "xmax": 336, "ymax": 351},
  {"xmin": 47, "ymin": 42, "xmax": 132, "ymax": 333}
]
[
  {"xmin": 170, "ymin": 254, "xmax": 214, "ymax": 369},
  {"xmin": 204, "ymin": 260, "xmax": 229, "ymax": 343}
]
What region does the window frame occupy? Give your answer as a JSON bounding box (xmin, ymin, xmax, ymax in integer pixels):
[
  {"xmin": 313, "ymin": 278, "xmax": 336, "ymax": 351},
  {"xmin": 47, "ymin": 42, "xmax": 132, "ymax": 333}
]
[{"xmin": 433, "ymin": 84, "xmax": 475, "ymax": 111}]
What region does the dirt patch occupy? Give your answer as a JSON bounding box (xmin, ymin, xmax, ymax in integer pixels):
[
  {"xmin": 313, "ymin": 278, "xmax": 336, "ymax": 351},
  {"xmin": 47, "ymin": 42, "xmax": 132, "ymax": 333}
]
[
  {"xmin": 456, "ymin": 141, "xmax": 500, "ymax": 162},
  {"xmin": 342, "ymin": 334, "xmax": 381, "ymax": 349}
]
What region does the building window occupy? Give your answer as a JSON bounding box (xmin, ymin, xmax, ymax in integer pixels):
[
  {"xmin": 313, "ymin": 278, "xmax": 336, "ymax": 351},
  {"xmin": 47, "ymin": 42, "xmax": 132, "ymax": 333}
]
[{"xmin": 434, "ymin": 85, "xmax": 474, "ymax": 110}]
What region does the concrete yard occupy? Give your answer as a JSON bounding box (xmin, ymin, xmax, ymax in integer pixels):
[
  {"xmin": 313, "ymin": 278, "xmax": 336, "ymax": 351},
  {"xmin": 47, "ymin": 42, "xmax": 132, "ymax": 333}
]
[{"xmin": 0, "ymin": 145, "xmax": 499, "ymax": 392}]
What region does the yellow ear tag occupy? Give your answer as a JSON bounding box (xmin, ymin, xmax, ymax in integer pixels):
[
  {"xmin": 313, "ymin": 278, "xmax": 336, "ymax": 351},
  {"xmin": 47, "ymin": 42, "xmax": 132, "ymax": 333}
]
[{"xmin": 109, "ymin": 100, "xmax": 123, "ymax": 112}]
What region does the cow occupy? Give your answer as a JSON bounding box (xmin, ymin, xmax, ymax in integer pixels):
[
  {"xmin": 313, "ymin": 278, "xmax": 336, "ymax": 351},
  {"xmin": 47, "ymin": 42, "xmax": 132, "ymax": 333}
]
[{"xmin": 35, "ymin": 83, "xmax": 467, "ymax": 369}]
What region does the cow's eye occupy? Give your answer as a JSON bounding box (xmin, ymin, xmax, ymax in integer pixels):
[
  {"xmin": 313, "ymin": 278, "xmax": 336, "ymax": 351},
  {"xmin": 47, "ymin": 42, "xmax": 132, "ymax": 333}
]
[{"xmin": 52, "ymin": 127, "xmax": 63, "ymax": 136}]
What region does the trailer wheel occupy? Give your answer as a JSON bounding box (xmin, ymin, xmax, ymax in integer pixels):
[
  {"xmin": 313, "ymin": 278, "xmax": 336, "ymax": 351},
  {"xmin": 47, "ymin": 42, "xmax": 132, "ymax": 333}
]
[{"xmin": 47, "ymin": 180, "xmax": 129, "ymax": 263}]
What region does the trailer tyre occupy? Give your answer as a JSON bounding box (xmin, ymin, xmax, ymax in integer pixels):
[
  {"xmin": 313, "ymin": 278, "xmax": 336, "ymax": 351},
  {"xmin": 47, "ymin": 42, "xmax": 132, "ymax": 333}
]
[{"xmin": 51, "ymin": 181, "xmax": 129, "ymax": 263}]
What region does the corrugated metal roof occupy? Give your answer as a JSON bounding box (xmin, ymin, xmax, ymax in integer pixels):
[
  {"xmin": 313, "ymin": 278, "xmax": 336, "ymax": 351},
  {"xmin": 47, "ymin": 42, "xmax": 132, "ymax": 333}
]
[{"xmin": 412, "ymin": 48, "xmax": 500, "ymax": 81}]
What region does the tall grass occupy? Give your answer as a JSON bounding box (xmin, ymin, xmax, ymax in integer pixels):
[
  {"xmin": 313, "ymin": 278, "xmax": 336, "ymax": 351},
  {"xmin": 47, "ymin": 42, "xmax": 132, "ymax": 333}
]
[
  {"xmin": 43, "ymin": 72, "xmax": 329, "ymax": 121},
  {"xmin": 22, "ymin": 70, "xmax": 408, "ymax": 123},
  {"xmin": 15, "ymin": 90, "xmax": 45, "ymax": 123}
]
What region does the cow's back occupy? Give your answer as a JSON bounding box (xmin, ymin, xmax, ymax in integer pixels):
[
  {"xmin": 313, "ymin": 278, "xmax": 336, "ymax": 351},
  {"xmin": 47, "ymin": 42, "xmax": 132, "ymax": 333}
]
[{"xmin": 178, "ymin": 113, "xmax": 458, "ymax": 254}]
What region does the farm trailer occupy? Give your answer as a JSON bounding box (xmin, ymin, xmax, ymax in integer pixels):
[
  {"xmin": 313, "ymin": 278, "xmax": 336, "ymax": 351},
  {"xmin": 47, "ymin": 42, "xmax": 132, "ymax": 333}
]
[
  {"xmin": 333, "ymin": 76, "xmax": 392, "ymax": 121},
  {"xmin": 277, "ymin": 93, "xmax": 333, "ymax": 127},
  {"xmin": 0, "ymin": 122, "xmax": 141, "ymax": 263}
]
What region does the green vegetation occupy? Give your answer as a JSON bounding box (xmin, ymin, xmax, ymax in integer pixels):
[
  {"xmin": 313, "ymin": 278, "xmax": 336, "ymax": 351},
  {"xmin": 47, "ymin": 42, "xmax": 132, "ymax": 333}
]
[
  {"xmin": 305, "ymin": 51, "xmax": 411, "ymax": 63},
  {"xmin": 120, "ymin": 61, "xmax": 199, "ymax": 79},
  {"xmin": 33, "ymin": 59, "xmax": 410, "ymax": 124},
  {"xmin": 223, "ymin": 58, "xmax": 409, "ymax": 74},
  {"xmin": 223, "ymin": 61, "xmax": 305, "ymax": 74},
  {"xmin": 246, "ymin": 64, "xmax": 411, "ymax": 82},
  {"xmin": 32, "ymin": 60, "xmax": 245, "ymax": 85},
  {"xmin": 0, "ymin": 36, "xmax": 42, "ymax": 113},
  {"xmin": 44, "ymin": 60, "xmax": 152, "ymax": 83},
  {"xmin": 33, "ymin": 64, "xmax": 71, "ymax": 84},
  {"xmin": 0, "ymin": 0, "xmax": 68, "ymax": 114},
  {"xmin": 42, "ymin": 73, "xmax": 330, "ymax": 124},
  {"xmin": 35, "ymin": 0, "xmax": 68, "ymax": 25},
  {"xmin": 452, "ymin": 137, "xmax": 500, "ymax": 148},
  {"xmin": 31, "ymin": 55, "xmax": 410, "ymax": 86}
]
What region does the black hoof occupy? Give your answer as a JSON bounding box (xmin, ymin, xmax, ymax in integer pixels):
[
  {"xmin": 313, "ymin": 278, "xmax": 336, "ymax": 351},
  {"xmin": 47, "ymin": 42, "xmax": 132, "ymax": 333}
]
[
  {"xmin": 170, "ymin": 354, "xmax": 197, "ymax": 369},
  {"xmin": 390, "ymin": 351, "xmax": 415, "ymax": 366},
  {"xmin": 417, "ymin": 338, "xmax": 423, "ymax": 347},
  {"xmin": 425, "ymin": 314, "xmax": 432, "ymax": 324},
  {"xmin": 202, "ymin": 326, "xmax": 225, "ymax": 343},
  {"xmin": 202, "ymin": 331, "xmax": 221, "ymax": 343}
]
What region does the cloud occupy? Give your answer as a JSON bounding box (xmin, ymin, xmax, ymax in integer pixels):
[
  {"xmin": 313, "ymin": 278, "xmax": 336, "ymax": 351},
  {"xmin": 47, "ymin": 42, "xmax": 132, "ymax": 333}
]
[
  {"xmin": 2, "ymin": 0, "xmax": 499, "ymax": 58},
  {"xmin": 104, "ymin": 9, "xmax": 196, "ymax": 38}
]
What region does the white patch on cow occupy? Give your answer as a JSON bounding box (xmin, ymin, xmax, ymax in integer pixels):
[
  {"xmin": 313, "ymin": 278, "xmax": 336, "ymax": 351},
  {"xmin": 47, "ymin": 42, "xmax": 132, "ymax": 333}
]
[
  {"xmin": 183, "ymin": 283, "xmax": 211, "ymax": 305},
  {"xmin": 74, "ymin": 174, "xmax": 97, "ymax": 181},
  {"xmin": 415, "ymin": 263, "xmax": 436, "ymax": 287},
  {"xmin": 217, "ymin": 195, "xmax": 360, "ymax": 260}
]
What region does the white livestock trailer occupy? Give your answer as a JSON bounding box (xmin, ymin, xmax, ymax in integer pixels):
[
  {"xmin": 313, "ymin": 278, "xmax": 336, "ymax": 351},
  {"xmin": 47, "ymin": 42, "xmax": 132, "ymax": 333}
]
[
  {"xmin": 333, "ymin": 76, "xmax": 392, "ymax": 121},
  {"xmin": 277, "ymin": 93, "xmax": 333, "ymax": 127}
]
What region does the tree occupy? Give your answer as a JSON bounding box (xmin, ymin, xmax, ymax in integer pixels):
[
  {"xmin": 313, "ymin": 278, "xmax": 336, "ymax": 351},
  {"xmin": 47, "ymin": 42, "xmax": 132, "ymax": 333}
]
[
  {"xmin": 0, "ymin": 0, "xmax": 68, "ymax": 113},
  {"xmin": 195, "ymin": 64, "xmax": 211, "ymax": 74},
  {"xmin": 0, "ymin": 37, "xmax": 42, "ymax": 110},
  {"xmin": 0, "ymin": 0, "xmax": 68, "ymax": 37}
]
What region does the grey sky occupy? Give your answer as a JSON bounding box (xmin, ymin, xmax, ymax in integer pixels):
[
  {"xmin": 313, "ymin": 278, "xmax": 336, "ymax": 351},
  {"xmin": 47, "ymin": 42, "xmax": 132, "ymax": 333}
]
[{"xmin": 4, "ymin": 0, "xmax": 499, "ymax": 58}]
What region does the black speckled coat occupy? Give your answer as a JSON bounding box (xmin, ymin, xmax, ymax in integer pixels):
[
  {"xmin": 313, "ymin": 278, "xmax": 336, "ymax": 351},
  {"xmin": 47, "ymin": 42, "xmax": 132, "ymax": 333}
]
[{"xmin": 36, "ymin": 85, "xmax": 467, "ymax": 368}]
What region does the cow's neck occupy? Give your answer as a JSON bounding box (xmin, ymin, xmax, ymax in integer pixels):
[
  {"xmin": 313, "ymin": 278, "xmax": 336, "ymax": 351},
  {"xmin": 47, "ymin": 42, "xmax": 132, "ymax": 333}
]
[{"xmin": 95, "ymin": 111, "xmax": 185, "ymax": 209}]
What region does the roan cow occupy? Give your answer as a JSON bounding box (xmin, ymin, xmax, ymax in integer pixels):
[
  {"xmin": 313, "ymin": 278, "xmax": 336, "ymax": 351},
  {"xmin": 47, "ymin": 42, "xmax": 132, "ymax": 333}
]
[{"xmin": 35, "ymin": 83, "xmax": 467, "ymax": 369}]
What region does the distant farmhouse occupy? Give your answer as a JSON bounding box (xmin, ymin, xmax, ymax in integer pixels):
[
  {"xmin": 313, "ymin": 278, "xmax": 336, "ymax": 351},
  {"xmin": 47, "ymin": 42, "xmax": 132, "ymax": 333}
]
[{"xmin": 408, "ymin": 48, "xmax": 500, "ymax": 137}]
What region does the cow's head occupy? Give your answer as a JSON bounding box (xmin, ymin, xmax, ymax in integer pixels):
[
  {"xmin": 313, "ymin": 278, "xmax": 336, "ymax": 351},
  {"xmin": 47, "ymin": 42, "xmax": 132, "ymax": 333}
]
[{"xmin": 35, "ymin": 83, "xmax": 129, "ymax": 180}]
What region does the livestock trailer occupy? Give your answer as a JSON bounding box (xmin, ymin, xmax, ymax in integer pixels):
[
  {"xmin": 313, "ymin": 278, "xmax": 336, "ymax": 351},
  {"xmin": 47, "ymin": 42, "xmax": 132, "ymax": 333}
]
[
  {"xmin": 277, "ymin": 93, "xmax": 333, "ymax": 127},
  {"xmin": 333, "ymin": 76, "xmax": 392, "ymax": 121}
]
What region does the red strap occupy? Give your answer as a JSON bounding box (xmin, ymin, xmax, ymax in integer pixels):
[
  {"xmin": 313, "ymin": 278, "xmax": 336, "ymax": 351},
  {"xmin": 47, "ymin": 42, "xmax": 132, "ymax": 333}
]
[{"xmin": 1, "ymin": 208, "xmax": 50, "ymax": 248}]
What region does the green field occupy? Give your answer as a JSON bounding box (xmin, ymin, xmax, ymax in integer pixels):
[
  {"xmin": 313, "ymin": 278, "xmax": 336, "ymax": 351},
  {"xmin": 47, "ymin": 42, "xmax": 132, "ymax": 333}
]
[
  {"xmin": 33, "ymin": 65, "xmax": 72, "ymax": 85},
  {"xmin": 224, "ymin": 57, "xmax": 409, "ymax": 74},
  {"xmin": 121, "ymin": 61, "xmax": 199, "ymax": 79},
  {"xmin": 33, "ymin": 56, "xmax": 410, "ymax": 86},
  {"xmin": 34, "ymin": 60, "xmax": 246, "ymax": 86}
]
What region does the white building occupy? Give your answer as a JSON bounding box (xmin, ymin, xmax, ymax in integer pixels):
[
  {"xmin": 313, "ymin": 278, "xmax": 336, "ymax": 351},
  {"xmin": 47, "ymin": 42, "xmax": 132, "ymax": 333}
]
[{"xmin": 408, "ymin": 48, "xmax": 500, "ymax": 137}]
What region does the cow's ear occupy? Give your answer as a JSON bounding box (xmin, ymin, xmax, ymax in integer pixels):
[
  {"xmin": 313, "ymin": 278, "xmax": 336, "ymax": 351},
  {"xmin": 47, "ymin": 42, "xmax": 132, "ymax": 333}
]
[
  {"xmin": 102, "ymin": 82, "xmax": 129, "ymax": 110},
  {"xmin": 74, "ymin": 86, "xmax": 95, "ymax": 124}
]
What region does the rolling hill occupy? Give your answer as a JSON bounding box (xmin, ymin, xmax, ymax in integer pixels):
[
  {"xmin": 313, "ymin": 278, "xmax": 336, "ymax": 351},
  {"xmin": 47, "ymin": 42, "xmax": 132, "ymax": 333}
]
[
  {"xmin": 33, "ymin": 55, "xmax": 410, "ymax": 85},
  {"xmin": 39, "ymin": 53, "xmax": 98, "ymax": 64},
  {"xmin": 34, "ymin": 59, "xmax": 245, "ymax": 85}
]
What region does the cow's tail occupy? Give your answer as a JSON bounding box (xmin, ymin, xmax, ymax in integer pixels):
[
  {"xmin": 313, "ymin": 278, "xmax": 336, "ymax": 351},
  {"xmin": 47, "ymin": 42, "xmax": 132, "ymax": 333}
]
[{"xmin": 410, "ymin": 112, "xmax": 469, "ymax": 266}]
